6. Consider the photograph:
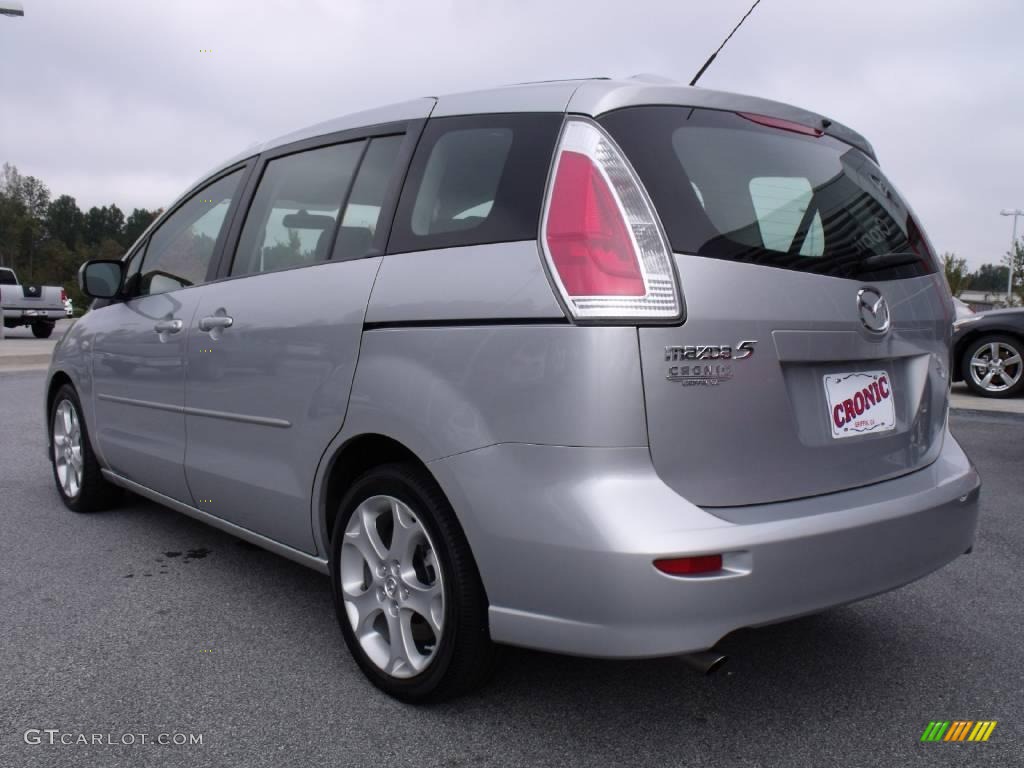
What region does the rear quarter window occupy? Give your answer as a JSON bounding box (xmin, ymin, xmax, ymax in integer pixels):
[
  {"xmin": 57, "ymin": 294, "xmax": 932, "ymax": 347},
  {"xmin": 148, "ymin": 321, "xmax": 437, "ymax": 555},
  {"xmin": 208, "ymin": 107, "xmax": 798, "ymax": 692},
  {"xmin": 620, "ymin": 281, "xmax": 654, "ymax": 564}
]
[{"xmin": 388, "ymin": 113, "xmax": 562, "ymax": 253}]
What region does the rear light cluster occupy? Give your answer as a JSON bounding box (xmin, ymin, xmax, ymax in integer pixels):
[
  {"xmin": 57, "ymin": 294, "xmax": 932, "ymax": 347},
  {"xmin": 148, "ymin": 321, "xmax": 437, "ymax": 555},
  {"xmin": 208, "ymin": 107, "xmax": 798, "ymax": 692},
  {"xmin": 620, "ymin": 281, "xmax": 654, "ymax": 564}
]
[
  {"xmin": 60, "ymin": 289, "xmax": 67, "ymax": 303},
  {"xmin": 540, "ymin": 118, "xmax": 682, "ymax": 322}
]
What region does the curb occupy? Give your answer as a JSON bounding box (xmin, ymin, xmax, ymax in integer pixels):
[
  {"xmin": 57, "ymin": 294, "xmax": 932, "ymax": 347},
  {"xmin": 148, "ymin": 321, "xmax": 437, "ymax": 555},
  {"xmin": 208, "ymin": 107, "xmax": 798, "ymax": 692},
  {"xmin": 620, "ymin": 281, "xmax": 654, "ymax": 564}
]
[
  {"xmin": 950, "ymin": 406, "xmax": 1024, "ymax": 422},
  {"xmin": 0, "ymin": 354, "xmax": 52, "ymax": 369}
]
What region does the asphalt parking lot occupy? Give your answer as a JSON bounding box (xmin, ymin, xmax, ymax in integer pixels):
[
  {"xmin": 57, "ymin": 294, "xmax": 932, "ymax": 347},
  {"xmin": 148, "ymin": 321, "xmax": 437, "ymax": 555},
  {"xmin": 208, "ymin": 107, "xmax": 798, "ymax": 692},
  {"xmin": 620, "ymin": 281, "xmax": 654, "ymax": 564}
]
[
  {"xmin": 0, "ymin": 318, "xmax": 74, "ymax": 370},
  {"xmin": 1, "ymin": 369, "xmax": 1021, "ymax": 768}
]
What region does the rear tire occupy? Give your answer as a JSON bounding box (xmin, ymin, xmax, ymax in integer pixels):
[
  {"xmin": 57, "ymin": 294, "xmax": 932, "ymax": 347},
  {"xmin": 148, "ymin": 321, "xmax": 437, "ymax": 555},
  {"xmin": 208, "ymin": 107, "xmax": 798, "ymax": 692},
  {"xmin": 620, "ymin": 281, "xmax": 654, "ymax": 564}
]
[
  {"xmin": 50, "ymin": 384, "xmax": 121, "ymax": 512},
  {"xmin": 32, "ymin": 322, "xmax": 54, "ymax": 339},
  {"xmin": 961, "ymin": 334, "xmax": 1024, "ymax": 398},
  {"xmin": 329, "ymin": 463, "xmax": 494, "ymax": 703}
]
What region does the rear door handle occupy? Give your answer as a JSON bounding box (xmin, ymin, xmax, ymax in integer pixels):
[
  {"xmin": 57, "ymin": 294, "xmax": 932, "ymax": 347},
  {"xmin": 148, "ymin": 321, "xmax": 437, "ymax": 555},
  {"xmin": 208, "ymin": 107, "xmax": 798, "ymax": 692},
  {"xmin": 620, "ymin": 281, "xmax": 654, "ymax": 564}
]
[
  {"xmin": 198, "ymin": 315, "xmax": 234, "ymax": 332},
  {"xmin": 153, "ymin": 319, "xmax": 183, "ymax": 334}
]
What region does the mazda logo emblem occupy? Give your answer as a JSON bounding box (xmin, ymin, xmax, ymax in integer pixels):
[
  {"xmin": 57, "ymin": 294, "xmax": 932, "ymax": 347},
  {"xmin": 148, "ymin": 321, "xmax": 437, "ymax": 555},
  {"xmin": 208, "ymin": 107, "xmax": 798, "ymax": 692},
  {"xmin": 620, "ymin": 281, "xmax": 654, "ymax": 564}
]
[{"xmin": 857, "ymin": 287, "xmax": 890, "ymax": 334}]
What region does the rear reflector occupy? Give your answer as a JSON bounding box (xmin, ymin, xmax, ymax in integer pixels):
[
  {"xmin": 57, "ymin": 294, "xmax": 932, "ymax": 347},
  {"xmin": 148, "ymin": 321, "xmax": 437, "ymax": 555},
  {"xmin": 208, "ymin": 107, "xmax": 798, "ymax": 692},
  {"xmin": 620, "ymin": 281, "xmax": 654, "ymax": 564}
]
[
  {"xmin": 540, "ymin": 118, "xmax": 681, "ymax": 322},
  {"xmin": 654, "ymin": 555, "xmax": 723, "ymax": 576}
]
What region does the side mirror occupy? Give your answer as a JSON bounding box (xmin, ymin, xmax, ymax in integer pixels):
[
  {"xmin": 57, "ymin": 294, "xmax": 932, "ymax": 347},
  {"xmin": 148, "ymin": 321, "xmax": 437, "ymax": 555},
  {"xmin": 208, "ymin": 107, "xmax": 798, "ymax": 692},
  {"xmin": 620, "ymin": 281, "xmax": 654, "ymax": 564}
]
[{"xmin": 78, "ymin": 260, "xmax": 125, "ymax": 299}]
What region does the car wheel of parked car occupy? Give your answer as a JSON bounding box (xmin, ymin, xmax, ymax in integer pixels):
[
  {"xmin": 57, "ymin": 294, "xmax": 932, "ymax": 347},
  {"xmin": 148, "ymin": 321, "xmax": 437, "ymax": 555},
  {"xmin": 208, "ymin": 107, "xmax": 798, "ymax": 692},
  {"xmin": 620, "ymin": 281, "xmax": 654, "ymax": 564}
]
[
  {"xmin": 32, "ymin": 322, "xmax": 54, "ymax": 339},
  {"xmin": 50, "ymin": 384, "xmax": 121, "ymax": 512},
  {"xmin": 961, "ymin": 334, "xmax": 1024, "ymax": 398},
  {"xmin": 330, "ymin": 463, "xmax": 494, "ymax": 703}
]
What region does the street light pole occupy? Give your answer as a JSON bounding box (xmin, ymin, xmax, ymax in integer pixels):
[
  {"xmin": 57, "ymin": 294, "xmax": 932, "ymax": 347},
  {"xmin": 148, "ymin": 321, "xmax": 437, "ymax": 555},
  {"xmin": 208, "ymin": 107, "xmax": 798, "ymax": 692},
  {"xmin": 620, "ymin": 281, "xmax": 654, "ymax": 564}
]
[
  {"xmin": 1, "ymin": 0, "xmax": 23, "ymax": 338},
  {"xmin": 1000, "ymin": 209, "xmax": 1023, "ymax": 307}
]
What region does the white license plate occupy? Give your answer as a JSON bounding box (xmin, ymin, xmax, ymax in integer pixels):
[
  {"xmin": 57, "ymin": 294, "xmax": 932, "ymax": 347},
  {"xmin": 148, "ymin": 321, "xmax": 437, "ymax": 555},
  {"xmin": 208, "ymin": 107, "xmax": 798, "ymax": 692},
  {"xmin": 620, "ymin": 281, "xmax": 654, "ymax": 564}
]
[
  {"xmin": 23, "ymin": 309, "xmax": 40, "ymax": 316},
  {"xmin": 824, "ymin": 370, "xmax": 895, "ymax": 439}
]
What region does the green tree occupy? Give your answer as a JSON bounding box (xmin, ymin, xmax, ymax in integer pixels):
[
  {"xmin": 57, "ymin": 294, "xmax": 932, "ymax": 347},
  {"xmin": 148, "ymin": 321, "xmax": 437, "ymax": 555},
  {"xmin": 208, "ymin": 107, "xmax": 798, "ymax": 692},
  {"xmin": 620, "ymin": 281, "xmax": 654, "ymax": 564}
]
[
  {"xmin": 46, "ymin": 194, "xmax": 84, "ymax": 250},
  {"xmin": 84, "ymin": 204, "xmax": 125, "ymax": 245},
  {"xmin": 0, "ymin": 192, "xmax": 27, "ymax": 269},
  {"xmin": 122, "ymin": 207, "xmax": 159, "ymax": 247},
  {"xmin": 967, "ymin": 263, "xmax": 1009, "ymax": 293},
  {"xmin": 33, "ymin": 238, "xmax": 77, "ymax": 302},
  {"xmin": 2, "ymin": 163, "xmax": 50, "ymax": 219},
  {"xmin": 1, "ymin": 163, "xmax": 51, "ymax": 278},
  {"xmin": 941, "ymin": 252, "xmax": 969, "ymax": 296},
  {"xmin": 1, "ymin": 161, "xmax": 162, "ymax": 304},
  {"xmin": 19, "ymin": 176, "xmax": 51, "ymax": 221},
  {"xmin": 1005, "ymin": 240, "xmax": 1024, "ymax": 305}
]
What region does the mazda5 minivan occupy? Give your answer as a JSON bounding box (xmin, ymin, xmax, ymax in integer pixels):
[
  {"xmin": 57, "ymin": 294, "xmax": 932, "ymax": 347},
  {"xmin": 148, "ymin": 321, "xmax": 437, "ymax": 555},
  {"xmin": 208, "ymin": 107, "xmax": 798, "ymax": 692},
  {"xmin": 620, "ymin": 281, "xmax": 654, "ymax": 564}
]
[{"xmin": 48, "ymin": 77, "xmax": 981, "ymax": 701}]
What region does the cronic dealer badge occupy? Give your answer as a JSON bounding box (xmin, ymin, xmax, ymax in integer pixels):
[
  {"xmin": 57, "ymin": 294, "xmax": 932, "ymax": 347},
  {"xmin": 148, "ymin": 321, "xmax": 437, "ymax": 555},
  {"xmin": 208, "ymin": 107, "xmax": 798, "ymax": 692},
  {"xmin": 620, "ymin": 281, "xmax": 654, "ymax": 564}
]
[{"xmin": 664, "ymin": 341, "xmax": 757, "ymax": 386}]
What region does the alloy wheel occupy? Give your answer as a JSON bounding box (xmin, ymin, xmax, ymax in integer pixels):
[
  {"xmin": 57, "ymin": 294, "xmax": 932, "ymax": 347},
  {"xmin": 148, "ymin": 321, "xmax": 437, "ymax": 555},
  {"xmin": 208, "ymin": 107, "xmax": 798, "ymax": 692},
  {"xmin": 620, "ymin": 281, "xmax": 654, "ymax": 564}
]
[
  {"xmin": 969, "ymin": 341, "xmax": 1023, "ymax": 393},
  {"xmin": 339, "ymin": 494, "xmax": 445, "ymax": 679},
  {"xmin": 53, "ymin": 399, "xmax": 83, "ymax": 499}
]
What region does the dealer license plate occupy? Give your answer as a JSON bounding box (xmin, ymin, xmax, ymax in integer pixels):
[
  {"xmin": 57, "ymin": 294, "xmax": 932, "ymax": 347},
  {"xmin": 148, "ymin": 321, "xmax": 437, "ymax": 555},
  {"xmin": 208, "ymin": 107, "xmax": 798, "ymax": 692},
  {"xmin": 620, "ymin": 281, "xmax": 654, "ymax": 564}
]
[{"xmin": 824, "ymin": 370, "xmax": 896, "ymax": 439}]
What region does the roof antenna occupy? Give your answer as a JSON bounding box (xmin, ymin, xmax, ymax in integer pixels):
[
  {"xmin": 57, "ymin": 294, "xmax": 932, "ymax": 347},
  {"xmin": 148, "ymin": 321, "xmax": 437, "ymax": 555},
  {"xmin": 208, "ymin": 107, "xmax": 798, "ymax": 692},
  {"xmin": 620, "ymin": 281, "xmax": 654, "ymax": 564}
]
[{"xmin": 689, "ymin": 0, "xmax": 764, "ymax": 86}]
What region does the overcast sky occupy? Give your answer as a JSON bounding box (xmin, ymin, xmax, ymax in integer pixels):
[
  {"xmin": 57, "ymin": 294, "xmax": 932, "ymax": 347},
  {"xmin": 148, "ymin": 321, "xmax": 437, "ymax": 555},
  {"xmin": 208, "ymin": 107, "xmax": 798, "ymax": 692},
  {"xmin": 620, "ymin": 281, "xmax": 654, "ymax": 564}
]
[{"xmin": 2, "ymin": 0, "xmax": 1022, "ymax": 268}]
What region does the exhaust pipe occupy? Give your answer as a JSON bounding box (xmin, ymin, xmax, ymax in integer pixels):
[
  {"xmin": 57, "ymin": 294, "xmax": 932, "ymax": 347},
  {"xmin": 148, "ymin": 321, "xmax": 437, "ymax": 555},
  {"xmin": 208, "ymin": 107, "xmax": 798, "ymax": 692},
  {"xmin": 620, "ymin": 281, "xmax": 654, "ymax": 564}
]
[{"xmin": 680, "ymin": 650, "xmax": 729, "ymax": 676}]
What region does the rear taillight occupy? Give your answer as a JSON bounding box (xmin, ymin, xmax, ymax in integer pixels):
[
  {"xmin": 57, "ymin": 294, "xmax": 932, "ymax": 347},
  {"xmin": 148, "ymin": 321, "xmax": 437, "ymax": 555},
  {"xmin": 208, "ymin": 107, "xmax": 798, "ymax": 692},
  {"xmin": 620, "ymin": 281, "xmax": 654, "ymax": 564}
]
[
  {"xmin": 540, "ymin": 118, "xmax": 681, "ymax": 322},
  {"xmin": 60, "ymin": 289, "xmax": 67, "ymax": 303}
]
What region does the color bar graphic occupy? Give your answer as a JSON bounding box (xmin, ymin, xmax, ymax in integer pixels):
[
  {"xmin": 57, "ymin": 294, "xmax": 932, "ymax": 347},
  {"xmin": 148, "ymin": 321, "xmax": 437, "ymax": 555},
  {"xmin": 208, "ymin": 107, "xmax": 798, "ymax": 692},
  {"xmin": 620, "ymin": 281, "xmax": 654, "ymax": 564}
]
[
  {"xmin": 968, "ymin": 721, "xmax": 998, "ymax": 742},
  {"xmin": 944, "ymin": 721, "xmax": 972, "ymax": 741},
  {"xmin": 921, "ymin": 720, "xmax": 997, "ymax": 742},
  {"xmin": 921, "ymin": 721, "xmax": 950, "ymax": 741}
]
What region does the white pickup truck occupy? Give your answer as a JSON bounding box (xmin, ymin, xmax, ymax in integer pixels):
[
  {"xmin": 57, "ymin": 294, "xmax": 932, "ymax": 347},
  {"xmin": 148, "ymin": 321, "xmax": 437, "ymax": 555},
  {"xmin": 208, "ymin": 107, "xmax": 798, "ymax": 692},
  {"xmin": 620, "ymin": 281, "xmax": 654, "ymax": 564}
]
[{"xmin": 0, "ymin": 267, "xmax": 66, "ymax": 338}]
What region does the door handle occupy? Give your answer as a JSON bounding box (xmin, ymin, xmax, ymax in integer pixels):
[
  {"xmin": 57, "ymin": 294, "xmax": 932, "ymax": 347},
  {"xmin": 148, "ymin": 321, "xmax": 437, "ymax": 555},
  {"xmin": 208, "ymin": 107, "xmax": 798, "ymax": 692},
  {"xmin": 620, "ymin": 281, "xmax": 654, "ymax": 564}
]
[
  {"xmin": 153, "ymin": 319, "xmax": 183, "ymax": 334},
  {"xmin": 198, "ymin": 315, "xmax": 234, "ymax": 332}
]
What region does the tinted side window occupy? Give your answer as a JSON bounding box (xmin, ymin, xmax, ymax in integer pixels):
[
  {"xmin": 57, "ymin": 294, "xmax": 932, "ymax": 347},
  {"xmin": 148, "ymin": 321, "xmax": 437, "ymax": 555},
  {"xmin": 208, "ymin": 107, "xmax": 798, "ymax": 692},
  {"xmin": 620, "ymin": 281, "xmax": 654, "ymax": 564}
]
[
  {"xmin": 389, "ymin": 113, "xmax": 562, "ymax": 253},
  {"xmin": 231, "ymin": 142, "xmax": 365, "ymax": 277},
  {"xmin": 334, "ymin": 135, "xmax": 404, "ymax": 261},
  {"xmin": 139, "ymin": 170, "xmax": 244, "ymax": 295},
  {"xmin": 122, "ymin": 240, "xmax": 148, "ymax": 296}
]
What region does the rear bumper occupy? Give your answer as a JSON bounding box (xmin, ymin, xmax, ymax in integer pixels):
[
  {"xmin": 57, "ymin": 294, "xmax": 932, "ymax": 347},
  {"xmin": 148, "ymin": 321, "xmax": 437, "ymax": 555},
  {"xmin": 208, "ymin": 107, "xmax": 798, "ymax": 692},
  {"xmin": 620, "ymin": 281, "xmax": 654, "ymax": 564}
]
[
  {"xmin": 1, "ymin": 308, "xmax": 63, "ymax": 322},
  {"xmin": 429, "ymin": 430, "xmax": 980, "ymax": 658}
]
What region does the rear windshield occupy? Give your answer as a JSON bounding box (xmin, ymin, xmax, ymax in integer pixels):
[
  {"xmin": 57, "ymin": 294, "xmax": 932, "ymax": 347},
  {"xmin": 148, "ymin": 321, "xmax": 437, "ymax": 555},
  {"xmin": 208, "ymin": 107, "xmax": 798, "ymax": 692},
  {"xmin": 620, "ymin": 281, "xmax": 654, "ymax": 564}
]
[{"xmin": 600, "ymin": 107, "xmax": 935, "ymax": 281}]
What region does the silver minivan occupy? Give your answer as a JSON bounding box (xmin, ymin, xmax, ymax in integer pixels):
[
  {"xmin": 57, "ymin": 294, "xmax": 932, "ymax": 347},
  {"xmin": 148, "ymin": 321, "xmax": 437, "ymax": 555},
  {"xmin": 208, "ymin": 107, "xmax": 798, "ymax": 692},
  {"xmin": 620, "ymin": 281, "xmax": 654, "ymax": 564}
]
[{"xmin": 49, "ymin": 78, "xmax": 981, "ymax": 702}]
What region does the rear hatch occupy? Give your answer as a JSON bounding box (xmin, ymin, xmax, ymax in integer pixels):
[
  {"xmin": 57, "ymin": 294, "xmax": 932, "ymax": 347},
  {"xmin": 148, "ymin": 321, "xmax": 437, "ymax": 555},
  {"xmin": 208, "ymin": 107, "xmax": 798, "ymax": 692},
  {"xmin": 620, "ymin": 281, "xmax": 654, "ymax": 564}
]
[
  {"xmin": 600, "ymin": 106, "xmax": 953, "ymax": 508},
  {"xmin": 11, "ymin": 284, "xmax": 54, "ymax": 313}
]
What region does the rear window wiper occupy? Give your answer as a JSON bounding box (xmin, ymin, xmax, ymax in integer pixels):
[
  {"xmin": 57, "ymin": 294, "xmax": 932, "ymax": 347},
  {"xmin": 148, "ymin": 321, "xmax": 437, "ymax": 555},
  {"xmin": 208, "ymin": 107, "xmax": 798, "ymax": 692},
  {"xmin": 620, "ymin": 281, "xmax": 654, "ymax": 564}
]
[{"xmin": 854, "ymin": 251, "xmax": 921, "ymax": 273}]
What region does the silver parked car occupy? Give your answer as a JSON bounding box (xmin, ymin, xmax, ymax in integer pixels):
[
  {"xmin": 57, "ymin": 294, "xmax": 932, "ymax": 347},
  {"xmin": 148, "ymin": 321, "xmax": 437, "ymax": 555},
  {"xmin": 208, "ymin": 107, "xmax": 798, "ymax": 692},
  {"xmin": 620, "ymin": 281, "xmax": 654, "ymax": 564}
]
[
  {"xmin": 48, "ymin": 78, "xmax": 981, "ymax": 702},
  {"xmin": 952, "ymin": 307, "xmax": 1024, "ymax": 397}
]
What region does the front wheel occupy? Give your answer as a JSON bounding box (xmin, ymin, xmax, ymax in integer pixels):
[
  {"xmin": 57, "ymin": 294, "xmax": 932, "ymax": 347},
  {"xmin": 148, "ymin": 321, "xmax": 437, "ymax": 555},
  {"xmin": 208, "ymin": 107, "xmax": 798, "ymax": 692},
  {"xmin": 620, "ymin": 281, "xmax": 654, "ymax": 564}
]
[
  {"xmin": 961, "ymin": 334, "xmax": 1024, "ymax": 398},
  {"xmin": 329, "ymin": 463, "xmax": 494, "ymax": 703},
  {"xmin": 50, "ymin": 384, "xmax": 121, "ymax": 512},
  {"xmin": 32, "ymin": 322, "xmax": 54, "ymax": 339}
]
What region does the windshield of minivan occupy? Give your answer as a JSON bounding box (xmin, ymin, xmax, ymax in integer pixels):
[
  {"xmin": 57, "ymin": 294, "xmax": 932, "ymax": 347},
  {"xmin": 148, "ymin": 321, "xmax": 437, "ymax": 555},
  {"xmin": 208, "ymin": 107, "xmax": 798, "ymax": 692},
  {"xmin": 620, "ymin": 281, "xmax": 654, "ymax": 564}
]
[{"xmin": 601, "ymin": 107, "xmax": 936, "ymax": 281}]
